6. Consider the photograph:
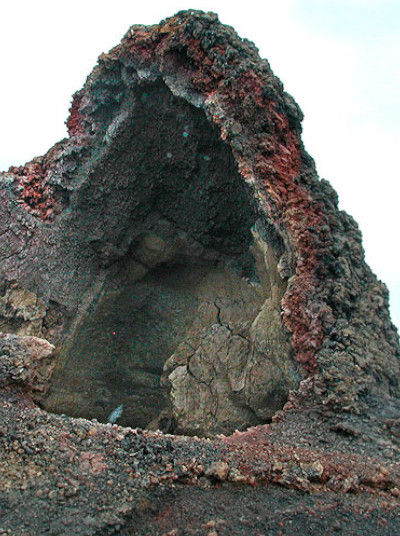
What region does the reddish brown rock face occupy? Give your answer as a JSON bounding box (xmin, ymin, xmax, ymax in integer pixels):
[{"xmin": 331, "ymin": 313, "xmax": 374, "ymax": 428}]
[{"xmin": 0, "ymin": 10, "xmax": 399, "ymax": 535}]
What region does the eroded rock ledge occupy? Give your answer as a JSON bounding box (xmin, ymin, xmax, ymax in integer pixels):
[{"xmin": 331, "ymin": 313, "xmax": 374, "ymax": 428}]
[{"xmin": 0, "ymin": 9, "xmax": 399, "ymax": 535}]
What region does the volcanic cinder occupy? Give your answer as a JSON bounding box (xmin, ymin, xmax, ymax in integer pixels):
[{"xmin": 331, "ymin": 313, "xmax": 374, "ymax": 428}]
[{"xmin": 0, "ymin": 10, "xmax": 399, "ymax": 535}]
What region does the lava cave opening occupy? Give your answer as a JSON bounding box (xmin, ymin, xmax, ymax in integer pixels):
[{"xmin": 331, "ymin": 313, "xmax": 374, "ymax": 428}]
[{"xmin": 37, "ymin": 82, "xmax": 299, "ymax": 436}]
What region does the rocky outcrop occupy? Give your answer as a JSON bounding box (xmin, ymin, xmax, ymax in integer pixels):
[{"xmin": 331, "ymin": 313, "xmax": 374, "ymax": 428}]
[{"xmin": 0, "ymin": 10, "xmax": 399, "ymax": 534}]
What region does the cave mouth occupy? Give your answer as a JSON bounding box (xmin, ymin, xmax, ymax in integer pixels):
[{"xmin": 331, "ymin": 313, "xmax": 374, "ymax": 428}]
[{"xmin": 38, "ymin": 81, "xmax": 299, "ymax": 436}]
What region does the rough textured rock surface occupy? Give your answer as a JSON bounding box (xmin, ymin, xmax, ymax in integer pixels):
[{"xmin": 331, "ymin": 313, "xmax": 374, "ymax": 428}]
[{"xmin": 0, "ymin": 10, "xmax": 399, "ymax": 534}]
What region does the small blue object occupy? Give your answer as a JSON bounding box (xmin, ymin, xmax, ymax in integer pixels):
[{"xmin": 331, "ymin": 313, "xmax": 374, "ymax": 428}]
[
  {"xmin": 182, "ymin": 131, "xmax": 189, "ymax": 138},
  {"xmin": 107, "ymin": 404, "xmax": 123, "ymax": 424},
  {"xmin": 204, "ymin": 155, "xmax": 210, "ymax": 161},
  {"xmin": 166, "ymin": 152, "xmax": 172, "ymax": 158}
]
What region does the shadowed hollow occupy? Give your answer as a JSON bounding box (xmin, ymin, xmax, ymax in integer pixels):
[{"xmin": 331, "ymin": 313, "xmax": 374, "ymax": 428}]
[{"xmin": 39, "ymin": 82, "xmax": 299, "ymax": 436}]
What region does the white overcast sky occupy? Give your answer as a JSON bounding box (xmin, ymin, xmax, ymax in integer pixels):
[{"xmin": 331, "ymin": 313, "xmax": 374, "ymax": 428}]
[{"xmin": 1, "ymin": 0, "xmax": 399, "ymax": 328}]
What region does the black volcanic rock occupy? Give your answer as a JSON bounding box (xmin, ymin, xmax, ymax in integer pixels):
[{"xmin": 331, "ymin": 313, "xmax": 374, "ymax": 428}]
[{"xmin": 0, "ymin": 10, "xmax": 398, "ymax": 535}]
